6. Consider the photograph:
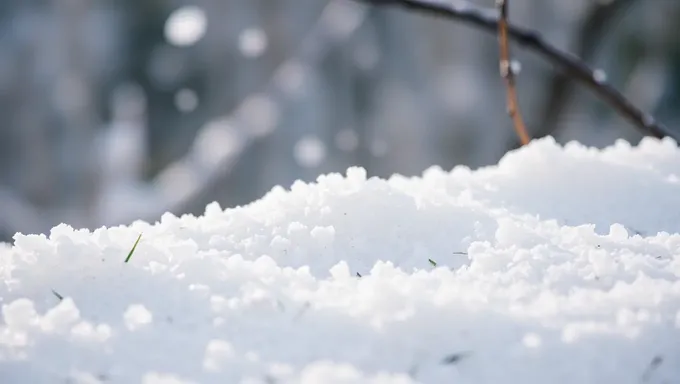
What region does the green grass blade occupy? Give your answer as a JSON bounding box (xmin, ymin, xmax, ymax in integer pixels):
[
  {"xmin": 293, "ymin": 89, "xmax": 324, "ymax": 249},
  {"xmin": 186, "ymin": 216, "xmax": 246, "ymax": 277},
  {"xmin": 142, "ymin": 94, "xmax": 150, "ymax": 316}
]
[{"xmin": 124, "ymin": 233, "xmax": 143, "ymax": 263}]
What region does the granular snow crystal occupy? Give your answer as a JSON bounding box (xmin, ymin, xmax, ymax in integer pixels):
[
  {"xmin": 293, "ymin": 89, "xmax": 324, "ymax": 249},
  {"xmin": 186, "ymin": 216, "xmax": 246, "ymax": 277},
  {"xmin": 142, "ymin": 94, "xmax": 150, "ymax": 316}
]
[{"xmin": 1, "ymin": 137, "xmax": 680, "ymax": 383}]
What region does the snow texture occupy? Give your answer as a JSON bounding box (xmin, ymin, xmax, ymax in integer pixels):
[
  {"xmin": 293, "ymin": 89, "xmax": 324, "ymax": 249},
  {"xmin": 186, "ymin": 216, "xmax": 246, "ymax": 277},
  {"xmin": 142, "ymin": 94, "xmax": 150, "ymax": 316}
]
[{"xmin": 1, "ymin": 137, "xmax": 680, "ymax": 383}]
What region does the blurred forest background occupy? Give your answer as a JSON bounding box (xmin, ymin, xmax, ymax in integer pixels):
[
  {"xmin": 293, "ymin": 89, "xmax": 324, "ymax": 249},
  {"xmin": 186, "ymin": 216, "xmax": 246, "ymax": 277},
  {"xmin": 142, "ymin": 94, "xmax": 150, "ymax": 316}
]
[{"xmin": 0, "ymin": 0, "xmax": 679, "ymax": 242}]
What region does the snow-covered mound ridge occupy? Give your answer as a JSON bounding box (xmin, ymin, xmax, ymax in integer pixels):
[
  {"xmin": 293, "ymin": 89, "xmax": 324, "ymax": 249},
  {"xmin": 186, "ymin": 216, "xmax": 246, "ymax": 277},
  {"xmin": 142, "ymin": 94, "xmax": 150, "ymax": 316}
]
[{"xmin": 1, "ymin": 137, "xmax": 680, "ymax": 384}]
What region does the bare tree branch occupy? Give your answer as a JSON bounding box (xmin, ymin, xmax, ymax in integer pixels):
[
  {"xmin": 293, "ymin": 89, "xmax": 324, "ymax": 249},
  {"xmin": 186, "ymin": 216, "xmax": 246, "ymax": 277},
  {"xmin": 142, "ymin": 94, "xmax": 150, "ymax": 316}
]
[
  {"xmin": 496, "ymin": 0, "xmax": 530, "ymax": 145},
  {"xmin": 356, "ymin": 0, "xmax": 678, "ymax": 142},
  {"xmin": 536, "ymin": 0, "xmax": 638, "ymax": 143}
]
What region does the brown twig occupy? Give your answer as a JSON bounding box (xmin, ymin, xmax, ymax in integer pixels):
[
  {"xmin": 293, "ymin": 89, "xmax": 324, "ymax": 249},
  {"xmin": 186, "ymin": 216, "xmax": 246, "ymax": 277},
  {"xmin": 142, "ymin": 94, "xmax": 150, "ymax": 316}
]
[
  {"xmin": 356, "ymin": 0, "xmax": 678, "ymax": 142},
  {"xmin": 496, "ymin": 0, "xmax": 530, "ymax": 145}
]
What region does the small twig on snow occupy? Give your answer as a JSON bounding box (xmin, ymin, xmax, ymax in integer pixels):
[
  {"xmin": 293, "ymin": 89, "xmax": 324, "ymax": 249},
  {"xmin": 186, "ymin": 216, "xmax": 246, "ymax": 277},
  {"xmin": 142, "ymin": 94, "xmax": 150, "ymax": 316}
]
[
  {"xmin": 496, "ymin": 0, "xmax": 530, "ymax": 145},
  {"xmin": 51, "ymin": 289, "xmax": 64, "ymax": 301},
  {"xmin": 441, "ymin": 350, "xmax": 472, "ymax": 365},
  {"xmin": 641, "ymin": 355, "xmax": 663, "ymax": 382}
]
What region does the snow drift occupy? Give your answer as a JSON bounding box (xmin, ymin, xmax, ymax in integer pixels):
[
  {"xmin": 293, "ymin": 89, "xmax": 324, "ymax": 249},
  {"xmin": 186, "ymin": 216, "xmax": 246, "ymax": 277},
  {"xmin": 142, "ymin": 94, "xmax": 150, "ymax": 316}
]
[{"xmin": 1, "ymin": 137, "xmax": 679, "ymax": 384}]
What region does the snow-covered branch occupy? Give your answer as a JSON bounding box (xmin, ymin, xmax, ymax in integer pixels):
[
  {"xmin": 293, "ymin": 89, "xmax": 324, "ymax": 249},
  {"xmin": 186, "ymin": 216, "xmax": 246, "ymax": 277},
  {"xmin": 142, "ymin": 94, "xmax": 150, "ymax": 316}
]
[{"xmin": 357, "ymin": 0, "xmax": 678, "ymax": 142}]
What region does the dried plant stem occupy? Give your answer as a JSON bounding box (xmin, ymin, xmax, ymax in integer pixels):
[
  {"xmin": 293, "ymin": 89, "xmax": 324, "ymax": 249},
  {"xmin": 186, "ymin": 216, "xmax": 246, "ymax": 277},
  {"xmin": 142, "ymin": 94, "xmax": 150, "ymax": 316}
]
[{"xmin": 496, "ymin": 0, "xmax": 530, "ymax": 145}]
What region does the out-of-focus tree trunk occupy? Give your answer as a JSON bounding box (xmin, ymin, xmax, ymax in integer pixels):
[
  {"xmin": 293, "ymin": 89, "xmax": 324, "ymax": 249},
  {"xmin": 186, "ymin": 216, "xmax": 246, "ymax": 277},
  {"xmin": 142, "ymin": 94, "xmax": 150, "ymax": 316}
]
[{"xmin": 54, "ymin": 0, "xmax": 100, "ymax": 228}]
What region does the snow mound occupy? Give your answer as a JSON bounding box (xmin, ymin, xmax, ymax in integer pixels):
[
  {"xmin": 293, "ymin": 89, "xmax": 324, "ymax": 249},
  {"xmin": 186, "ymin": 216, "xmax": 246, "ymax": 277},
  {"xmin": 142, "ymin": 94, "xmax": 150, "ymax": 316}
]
[{"xmin": 1, "ymin": 137, "xmax": 680, "ymax": 383}]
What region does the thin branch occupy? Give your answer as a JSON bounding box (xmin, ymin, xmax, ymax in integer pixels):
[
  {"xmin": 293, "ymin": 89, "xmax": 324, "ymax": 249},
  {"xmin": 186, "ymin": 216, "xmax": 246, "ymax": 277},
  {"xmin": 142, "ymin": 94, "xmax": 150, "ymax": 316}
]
[
  {"xmin": 357, "ymin": 0, "xmax": 678, "ymax": 142},
  {"xmin": 496, "ymin": 0, "xmax": 530, "ymax": 145},
  {"xmin": 536, "ymin": 0, "xmax": 638, "ymax": 143}
]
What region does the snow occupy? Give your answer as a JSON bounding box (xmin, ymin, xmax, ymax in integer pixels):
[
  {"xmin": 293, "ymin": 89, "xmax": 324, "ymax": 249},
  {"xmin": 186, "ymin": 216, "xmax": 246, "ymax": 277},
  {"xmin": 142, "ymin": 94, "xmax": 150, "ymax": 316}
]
[
  {"xmin": 174, "ymin": 89, "xmax": 199, "ymax": 113},
  {"xmin": 593, "ymin": 69, "xmax": 607, "ymax": 83},
  {"xmin": 274, "ymin": 61, "xmax": 308, "ymax": 98},
  {"xmin": 294, "ymin": 136, "xmax": 327, "ymax": 168},
  {"xmin": 192, "ymin": 120, "xmax": 243, "ymax": 169},
  {"xmin": 237, "ymin": 94, "xmax": 280, "ymax": 137},
  {"xmin": 510, "ymin": 60, "xmax": 522, "ymax": 75},
  {"xmin": 1, "ymin": 136, "xmax": 680, "ymax": 383},
  {"xmin": 164, "ymin": 6, "xmax": 207, "ymax": 47},
  {"xmin": 335, "ymin": 128, "xmax": 359, "ymax": 152},
  {"xmin": 238, "ymin": 28, "xmax": 268, "ymax": 59}
]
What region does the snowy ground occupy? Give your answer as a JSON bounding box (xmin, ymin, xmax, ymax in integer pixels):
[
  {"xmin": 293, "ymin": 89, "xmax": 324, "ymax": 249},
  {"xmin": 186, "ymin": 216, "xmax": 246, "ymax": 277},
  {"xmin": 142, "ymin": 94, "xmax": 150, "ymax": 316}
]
[{"xmin": 1, "ymin": 137, "xmax": 679, "ymax": 384}]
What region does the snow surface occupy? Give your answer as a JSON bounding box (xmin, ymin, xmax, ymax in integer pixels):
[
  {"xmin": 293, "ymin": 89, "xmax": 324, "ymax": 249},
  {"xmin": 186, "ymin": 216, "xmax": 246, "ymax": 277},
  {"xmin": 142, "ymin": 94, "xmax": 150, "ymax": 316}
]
[{"xmin": 1, "ymin": 137, "xmax": 680, "ymax": 383}]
